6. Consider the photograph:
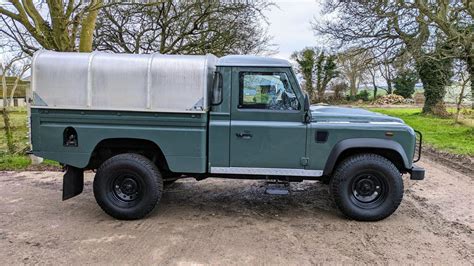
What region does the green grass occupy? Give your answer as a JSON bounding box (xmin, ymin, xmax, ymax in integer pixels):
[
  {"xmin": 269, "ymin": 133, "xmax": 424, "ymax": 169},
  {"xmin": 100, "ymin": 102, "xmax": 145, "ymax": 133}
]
[
  {"xmin": 0, "ymin": 154, "xmax": 31, "ymax": 170},
  {"xmin": 370, "ymin": 108, "xmax": 474, "ymax": 156},
  {"xmin": 0, "ymin": 108, "xmax": 29, "ymax": 153},
  {"xmin": 0, "ymin": 107, "xmax": 60, "ymax": 170}
]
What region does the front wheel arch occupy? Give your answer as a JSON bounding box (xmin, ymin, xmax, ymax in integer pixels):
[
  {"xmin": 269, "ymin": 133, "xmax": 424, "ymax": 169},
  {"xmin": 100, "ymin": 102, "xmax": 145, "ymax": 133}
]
[{"xmin": 323, "ymin": 139, "xmax": 411, "ymax": 176}]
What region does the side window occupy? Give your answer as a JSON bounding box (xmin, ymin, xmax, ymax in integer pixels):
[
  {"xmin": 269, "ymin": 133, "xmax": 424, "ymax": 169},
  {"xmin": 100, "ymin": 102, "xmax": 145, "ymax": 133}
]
[{"xmin": 238, "ymin": 72, "xmax": 300, "ymax": 110}]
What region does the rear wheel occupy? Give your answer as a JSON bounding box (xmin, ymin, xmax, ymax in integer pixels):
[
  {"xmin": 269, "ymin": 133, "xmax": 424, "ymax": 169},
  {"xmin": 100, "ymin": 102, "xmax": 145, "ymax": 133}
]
[
  {"xmin": 330, "ymin": 153, "xmax": 403, "ymax": 221},
  {"xmin": 93, "ymin": 153, "xmax": 163, "ymax": 220}
]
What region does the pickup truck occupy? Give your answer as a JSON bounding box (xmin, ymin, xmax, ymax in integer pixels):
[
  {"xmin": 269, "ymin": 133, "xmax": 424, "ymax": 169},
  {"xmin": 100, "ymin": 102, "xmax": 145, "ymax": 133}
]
[{"xmin": 29, "ymin": 51, "xmax": 424, "ymax": 221}]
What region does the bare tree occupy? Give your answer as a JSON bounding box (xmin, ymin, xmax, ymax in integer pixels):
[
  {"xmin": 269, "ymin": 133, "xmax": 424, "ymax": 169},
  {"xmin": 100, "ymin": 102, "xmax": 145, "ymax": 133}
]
[
  {"xmin": 1, "ymin": 53, "xmax": 29, "ymax": 153},
  {"xmin": 337, "ymin": 48, "xmax": 371, "ymax": 99},
  {"xmin": 313, "ymin": 1, "xmax": 462, "ymax": 115},
  {"xmin": 93, "ymin": 1, "xmax": 274, "ymax": 56},
  {"xmin": 0, "ymin": 0, "xmax": 104, "ymax": 55},
  {"xmin": 449, "ymin": 60, "xmax": 471, "ymax": 122}
]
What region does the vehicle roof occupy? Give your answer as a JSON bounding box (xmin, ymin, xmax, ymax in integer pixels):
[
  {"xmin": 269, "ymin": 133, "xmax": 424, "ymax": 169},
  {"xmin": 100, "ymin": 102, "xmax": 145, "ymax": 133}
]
[{"xmin": 216, "ymin": 55, "xmax": 291, "ymax": 67}]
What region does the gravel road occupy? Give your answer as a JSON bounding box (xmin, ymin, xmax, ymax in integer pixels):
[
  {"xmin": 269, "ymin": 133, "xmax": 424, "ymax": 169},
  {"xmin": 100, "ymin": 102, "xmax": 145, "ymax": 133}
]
[{"xmin": 0, "ymin": 157, "xmax": 472, "ymax": 264}]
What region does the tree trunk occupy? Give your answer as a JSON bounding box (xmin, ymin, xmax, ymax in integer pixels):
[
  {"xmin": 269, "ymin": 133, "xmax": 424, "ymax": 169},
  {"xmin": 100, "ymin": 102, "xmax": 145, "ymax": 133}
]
[
  {"xmin": 317, "ymin": 89, "xmax": 324, "ymax": 102},
  {"xmin": 417, "ymin": 57, "xmax": 450, "ymax": 117},
  {"xmin": 1, "ymin": 107, "xmax": 15, "ymax": 153},
  {"xmin": 1, "ymin": 72, "xmax": 15, "ymax": 153},
  {"xmin": 349, "ymin": 75, "xmax": 357, "ymax": 100},
  {"xmin": 305, "ymin": 75, "xmax": 314, "ymax": 103},
  {"xmin": 386, "ymin": 80, "xmax": 392, "ymax": 94},
  {"xmin": 79, "ymin": 0, "xmax": 102, "ymax": 52},
  {"xmin": 371, "ymin": 72, "xmax": 378, "ymax": 99},
  {"xmin": 467, "ymin": 54, "xmax": 473, "ymax": 109}
]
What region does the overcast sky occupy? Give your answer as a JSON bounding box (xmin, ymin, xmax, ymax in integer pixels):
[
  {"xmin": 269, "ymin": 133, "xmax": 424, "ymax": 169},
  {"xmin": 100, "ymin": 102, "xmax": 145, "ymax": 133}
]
[{"xmin": 264, "ymin": 0, "xmax": 322, "ymax": 60}]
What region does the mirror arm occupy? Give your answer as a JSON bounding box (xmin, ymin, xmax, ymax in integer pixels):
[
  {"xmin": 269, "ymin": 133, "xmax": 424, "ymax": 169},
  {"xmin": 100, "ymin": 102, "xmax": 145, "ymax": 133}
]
[{"xmin": 302, "ymin": 93, "xmax": 311, "ymax": 123}]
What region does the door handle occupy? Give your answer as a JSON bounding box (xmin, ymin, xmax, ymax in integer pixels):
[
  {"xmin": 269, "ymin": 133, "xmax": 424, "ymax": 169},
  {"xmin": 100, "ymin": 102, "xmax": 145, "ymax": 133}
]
[{"xmin": 236, "ymin": 132, "xmax": 252, "ymax": 139}]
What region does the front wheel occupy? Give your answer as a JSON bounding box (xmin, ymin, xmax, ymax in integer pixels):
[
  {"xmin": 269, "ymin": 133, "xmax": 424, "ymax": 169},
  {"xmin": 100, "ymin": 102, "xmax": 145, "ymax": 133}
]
[
  {"xmin": 93, "ymin": 153, "xmax": 163, "ymax": 220},
  {"xmin": 330, "ymin": 153, "xmax": 403, "ymax": 221}
]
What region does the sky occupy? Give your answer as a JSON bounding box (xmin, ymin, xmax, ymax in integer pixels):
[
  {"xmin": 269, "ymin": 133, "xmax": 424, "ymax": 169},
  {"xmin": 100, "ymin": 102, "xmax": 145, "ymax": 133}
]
[{"xmin": 264, "ymin": 0, "xmax": 322, "ymax": 60}]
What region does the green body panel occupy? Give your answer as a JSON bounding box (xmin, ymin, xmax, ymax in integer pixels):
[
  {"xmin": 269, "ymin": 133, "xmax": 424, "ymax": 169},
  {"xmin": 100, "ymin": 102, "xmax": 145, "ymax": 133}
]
[
  {"xmin": 307, "ymin": 123, "xmax": 415, "ymax": 170},
  {"xmin": 30, "ymin": 108, "xmax": 208, "ymax": 173}
]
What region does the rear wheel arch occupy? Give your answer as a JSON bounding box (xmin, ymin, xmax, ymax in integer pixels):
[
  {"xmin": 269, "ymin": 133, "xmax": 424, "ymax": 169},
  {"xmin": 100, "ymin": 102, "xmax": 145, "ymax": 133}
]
[{"xmin": 87, "ymin": 138, "xmax": 170, "ymax": 172}]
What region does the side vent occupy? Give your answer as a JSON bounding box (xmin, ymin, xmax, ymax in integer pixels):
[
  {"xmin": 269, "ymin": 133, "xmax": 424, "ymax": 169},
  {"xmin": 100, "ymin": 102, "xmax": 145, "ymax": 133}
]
[
  {"xmin": 315, "ymin": 131, "xmax": 328, "ymax": 143},
  {"xmin": 63, "ymin": 127, "xmax": 78, "ymax": 147}
]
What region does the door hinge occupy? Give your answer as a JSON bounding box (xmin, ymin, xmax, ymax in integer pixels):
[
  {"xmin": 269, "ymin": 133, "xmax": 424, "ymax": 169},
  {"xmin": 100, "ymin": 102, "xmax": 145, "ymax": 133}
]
[{"xmin": 300, "ymin": 157, "xmax": 309, "ymax": 166}]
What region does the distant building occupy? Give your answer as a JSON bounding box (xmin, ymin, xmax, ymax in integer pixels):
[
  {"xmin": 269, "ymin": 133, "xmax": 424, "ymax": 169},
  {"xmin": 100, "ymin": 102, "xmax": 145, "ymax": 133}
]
[{"xmin": 0, "ymin": 75, "xmax": 29, "ymax": 107}]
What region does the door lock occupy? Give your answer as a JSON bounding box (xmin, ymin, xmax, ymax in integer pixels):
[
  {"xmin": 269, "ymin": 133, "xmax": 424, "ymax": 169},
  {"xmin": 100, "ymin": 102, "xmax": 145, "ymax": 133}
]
[{"xmin": 236, "ymin": 132, "xmax": 252, "ymax": 139}]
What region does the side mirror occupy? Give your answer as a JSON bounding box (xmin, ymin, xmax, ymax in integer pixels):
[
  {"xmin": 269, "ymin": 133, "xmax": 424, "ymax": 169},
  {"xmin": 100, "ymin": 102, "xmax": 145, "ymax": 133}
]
[{"xmin": 304, "ymin": 93, "xmax": 310, "ymax": 112}]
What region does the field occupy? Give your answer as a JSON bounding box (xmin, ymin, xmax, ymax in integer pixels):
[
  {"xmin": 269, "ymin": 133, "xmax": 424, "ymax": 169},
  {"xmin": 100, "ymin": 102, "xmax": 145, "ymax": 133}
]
[{"xmin": 370, "ymin": 107, "xmax": 474, "ymax": 156}]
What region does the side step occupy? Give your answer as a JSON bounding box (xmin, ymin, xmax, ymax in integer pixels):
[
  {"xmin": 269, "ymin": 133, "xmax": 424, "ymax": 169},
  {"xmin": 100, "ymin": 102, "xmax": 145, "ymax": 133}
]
[{"xmin": 265, "ymin": 180, "xmax": 290, "ymax": 195}]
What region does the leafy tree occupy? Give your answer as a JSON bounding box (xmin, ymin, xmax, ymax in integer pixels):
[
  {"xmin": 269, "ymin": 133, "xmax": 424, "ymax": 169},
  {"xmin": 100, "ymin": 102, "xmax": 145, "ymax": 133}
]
[
  {"xmin": 393, "ymin": 70, "xmax": 418, "ymax": 98},
  {"xmin": 315, "ymin": 52, "xmax": 338, "ymax": 101},
  {"xmin": 291, "ymin": 48, "xmax": 316, "ymax": 101},
  {"xmin": 292, "ymin": 47, "xmax": 338, "ymax": 102},
  {"xmin": 418, "ymin": 50, "xmax": 453, "ymax": 115}
]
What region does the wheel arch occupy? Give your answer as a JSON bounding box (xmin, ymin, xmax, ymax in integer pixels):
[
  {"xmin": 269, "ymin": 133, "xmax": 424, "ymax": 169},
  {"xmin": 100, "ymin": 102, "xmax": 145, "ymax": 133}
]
[
  {"xmin": 87, "ymin": 138, "xmax": 170, "ymax": 172},
  {"xmin": 323, "ymin": 138, "xmax": 411, "ymax": 176}
]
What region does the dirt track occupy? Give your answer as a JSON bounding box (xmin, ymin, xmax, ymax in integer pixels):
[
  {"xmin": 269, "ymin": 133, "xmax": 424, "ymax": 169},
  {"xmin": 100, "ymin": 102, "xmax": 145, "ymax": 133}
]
[{"xmin": 0, "ymin": 157, "xmax": 473, "ymax": 264}]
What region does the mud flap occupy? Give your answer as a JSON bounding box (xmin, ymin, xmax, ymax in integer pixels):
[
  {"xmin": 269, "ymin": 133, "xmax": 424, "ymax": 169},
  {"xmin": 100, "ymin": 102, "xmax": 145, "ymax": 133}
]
[{"xmin": 63, "ymin": 166, "xmax": 84, "ymax": 200}]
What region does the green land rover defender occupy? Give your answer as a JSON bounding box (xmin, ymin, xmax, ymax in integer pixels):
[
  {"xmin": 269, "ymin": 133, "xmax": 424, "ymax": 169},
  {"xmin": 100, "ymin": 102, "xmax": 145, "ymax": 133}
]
[{"xmin": 29, "ymin": 51, "xmax": 424, "ymax": 221}]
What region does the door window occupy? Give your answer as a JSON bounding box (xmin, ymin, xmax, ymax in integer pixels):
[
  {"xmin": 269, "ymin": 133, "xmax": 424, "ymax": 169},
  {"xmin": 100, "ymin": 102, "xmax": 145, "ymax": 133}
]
[{"xmin": 239, "ymin": 72, "xmax": 299, "ymax": 110}]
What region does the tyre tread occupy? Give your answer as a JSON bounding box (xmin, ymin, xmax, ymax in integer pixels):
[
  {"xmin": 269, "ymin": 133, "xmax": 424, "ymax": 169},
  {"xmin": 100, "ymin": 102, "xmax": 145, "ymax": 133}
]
[
  {"xmin": 330, "ymin": 153, "xmax": 403, "ymax": 221},
  {"xmin": 93, "ymin": 153, "xmax": 163, "ymax": 220}
]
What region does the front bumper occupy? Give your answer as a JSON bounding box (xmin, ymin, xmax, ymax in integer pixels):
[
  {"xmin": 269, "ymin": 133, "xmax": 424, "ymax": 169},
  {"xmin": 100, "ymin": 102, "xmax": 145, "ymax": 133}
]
[{"xmin": 409, "ymin": 165, "xmax": 425, "ymax": 180}]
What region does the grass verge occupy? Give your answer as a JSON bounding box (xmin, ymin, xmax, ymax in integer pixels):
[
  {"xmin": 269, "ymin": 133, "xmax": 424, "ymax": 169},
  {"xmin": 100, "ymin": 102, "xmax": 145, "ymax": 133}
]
[{"xmin": 1, "ymin": 108, "xmax": 60, "ymax": 170}]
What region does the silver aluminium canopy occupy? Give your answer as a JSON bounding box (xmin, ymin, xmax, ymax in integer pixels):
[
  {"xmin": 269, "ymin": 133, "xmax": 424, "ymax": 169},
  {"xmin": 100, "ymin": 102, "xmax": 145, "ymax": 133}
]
[{"xmin": 31, "ymin": 50, "xmax": 217, "ymax": 112}]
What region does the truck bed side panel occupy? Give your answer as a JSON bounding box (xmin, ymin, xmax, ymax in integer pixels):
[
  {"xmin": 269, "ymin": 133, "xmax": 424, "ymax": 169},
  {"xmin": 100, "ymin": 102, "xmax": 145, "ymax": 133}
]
[{"xmin": 30, "ymin": 108, "xmax": 208, "ymax": 173}]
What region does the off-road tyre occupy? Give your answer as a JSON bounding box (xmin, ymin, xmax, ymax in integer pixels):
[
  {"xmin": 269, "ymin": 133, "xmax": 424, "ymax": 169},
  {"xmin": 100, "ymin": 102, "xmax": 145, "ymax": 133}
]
[
  {"xmin": 330, "ymin": 153, "xmax": 403, "ymax": 221},
  {"xmin": 93, "ymin": 153, "xmax": 163, "ymax": 220}
]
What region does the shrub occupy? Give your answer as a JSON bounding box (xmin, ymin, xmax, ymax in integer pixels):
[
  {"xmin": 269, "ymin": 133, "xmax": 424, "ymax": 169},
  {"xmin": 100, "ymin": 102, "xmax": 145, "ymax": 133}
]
[
  {"xmin": 356, "ymin": 90, "xmax": 370, "ymax": 101},
  {"xmin": 393, "ymin": 70, "xmax": 418, "ymax": 98}
]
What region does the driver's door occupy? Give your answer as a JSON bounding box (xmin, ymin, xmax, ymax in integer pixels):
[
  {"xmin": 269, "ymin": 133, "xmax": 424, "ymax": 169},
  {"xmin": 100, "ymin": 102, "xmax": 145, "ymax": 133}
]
[{"xmin": 228, "ymin": 68, "xmax": 308, "ymax": 174}]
